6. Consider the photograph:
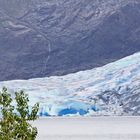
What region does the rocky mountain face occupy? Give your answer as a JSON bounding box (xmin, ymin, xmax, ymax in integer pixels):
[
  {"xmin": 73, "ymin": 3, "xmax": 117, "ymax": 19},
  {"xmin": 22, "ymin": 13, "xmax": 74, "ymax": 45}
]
[
  {"xmin": 0, "ymin": 0, "xmax": 140, "ymax": 81},
  {"xmin": 0, "ymin": 52, "xmax": 140, "ymax": 116}
]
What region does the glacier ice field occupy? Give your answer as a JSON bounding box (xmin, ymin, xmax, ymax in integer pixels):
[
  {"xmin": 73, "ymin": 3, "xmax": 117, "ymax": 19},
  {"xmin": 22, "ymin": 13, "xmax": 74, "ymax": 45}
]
[{"xmin": 0, "ymin": 52, "xmax": 140, "ymax": 116}]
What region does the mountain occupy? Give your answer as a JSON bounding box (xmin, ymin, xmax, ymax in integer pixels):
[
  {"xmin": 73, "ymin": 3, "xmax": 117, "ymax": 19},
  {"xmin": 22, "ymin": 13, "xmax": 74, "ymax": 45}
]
[
  {"xmin": 0, "ymin": 0, "xmax": 140, "ymax": 81},
  {"xmin": 0, "ymin": 52, "xmax": 140, "ymax": 116}
]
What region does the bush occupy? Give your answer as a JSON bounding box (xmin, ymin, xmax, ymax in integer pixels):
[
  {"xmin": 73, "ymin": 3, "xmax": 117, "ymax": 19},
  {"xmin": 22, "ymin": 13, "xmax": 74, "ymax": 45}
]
[{"xmin": 0, "ymin": 87, "xmax": 39, "ymax": 140}]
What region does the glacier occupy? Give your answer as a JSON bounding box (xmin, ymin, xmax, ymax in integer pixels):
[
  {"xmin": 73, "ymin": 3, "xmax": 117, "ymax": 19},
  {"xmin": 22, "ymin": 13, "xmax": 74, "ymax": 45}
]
[{"xmin": 0, "ymin": 52, "xmax": 140, "ymax": 116}]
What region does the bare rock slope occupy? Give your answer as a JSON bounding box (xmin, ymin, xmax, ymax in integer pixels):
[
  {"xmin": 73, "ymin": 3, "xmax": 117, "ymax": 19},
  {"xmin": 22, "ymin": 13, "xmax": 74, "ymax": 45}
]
[{"xmin": 0, "ymin": 0, "xmax": 140, "ymax": 81}]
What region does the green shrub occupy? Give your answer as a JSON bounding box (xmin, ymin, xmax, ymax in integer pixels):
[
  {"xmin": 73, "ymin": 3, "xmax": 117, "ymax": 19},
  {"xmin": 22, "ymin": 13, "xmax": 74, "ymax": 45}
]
[{"xmin": 0, "ymin": 87, "xmax": 39, "ymax": 140}]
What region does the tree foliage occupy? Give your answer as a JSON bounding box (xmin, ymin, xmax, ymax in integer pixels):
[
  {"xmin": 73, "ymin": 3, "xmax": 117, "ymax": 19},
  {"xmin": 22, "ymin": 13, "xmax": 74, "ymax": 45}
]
[{"xmin": 0, "ymin": 87, "xmax": 39, "ymax": 140}]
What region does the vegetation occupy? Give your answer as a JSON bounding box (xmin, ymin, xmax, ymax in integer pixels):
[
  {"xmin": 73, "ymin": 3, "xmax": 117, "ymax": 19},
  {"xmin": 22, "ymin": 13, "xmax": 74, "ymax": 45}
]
[{"xmin": 0, "ymin": 87, "xmax": 39, "ymax": 140}]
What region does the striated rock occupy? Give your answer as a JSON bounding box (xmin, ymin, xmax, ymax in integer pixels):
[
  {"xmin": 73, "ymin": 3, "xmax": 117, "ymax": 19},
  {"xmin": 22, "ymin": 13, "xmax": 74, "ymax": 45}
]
[{"xmin": 0, "ymin": 0, "xmax": 140, "ymax": 80}]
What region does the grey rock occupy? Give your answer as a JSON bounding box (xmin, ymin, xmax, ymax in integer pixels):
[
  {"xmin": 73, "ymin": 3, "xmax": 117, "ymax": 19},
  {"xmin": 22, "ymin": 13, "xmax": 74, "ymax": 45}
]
[{"xmin": 0, "ymin": 0, "xmax": 140, "ymax": 81}]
